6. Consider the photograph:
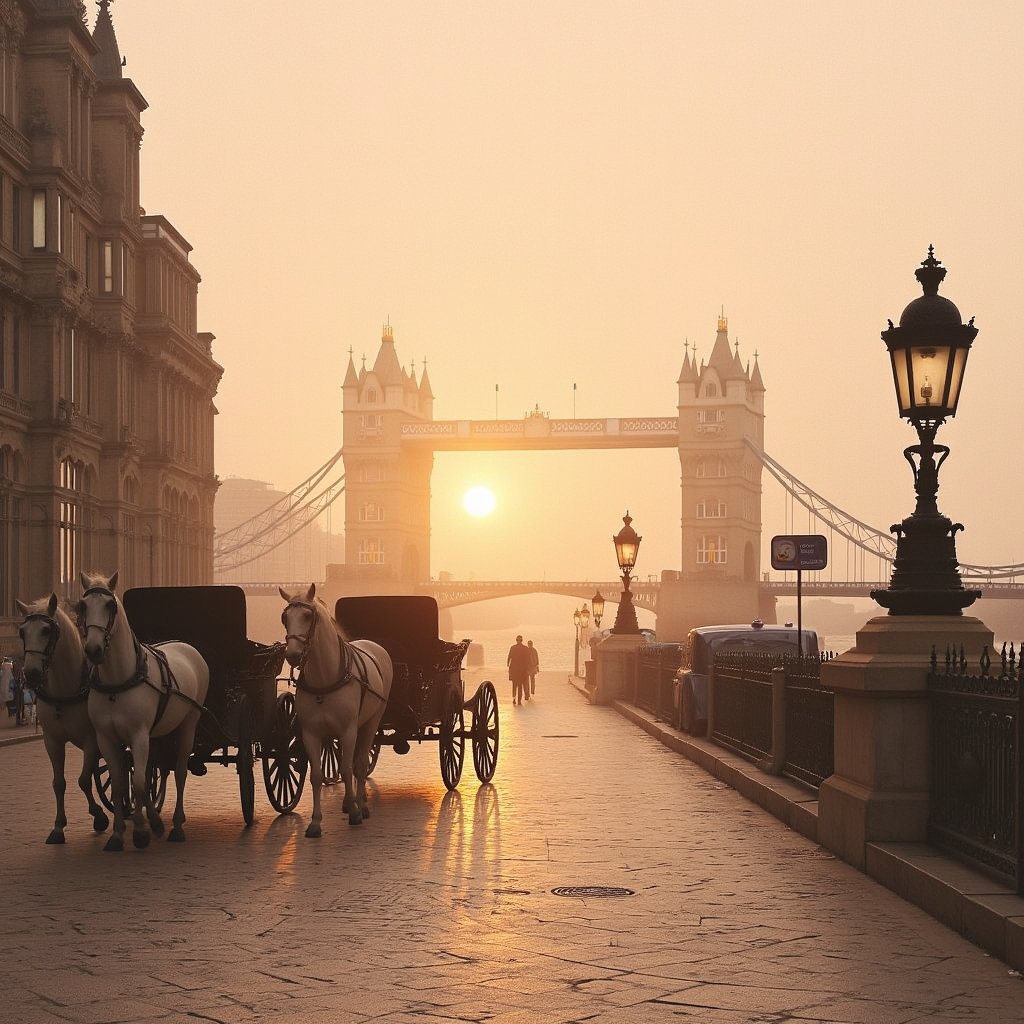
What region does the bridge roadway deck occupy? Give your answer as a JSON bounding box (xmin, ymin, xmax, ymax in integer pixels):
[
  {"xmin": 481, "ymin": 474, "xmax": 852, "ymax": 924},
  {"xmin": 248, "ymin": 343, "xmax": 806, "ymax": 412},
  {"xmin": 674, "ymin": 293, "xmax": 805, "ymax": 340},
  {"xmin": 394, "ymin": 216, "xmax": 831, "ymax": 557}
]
[{"xmin": 2, "ymin": 671, "xmax": 1021, "ymax": 1023}]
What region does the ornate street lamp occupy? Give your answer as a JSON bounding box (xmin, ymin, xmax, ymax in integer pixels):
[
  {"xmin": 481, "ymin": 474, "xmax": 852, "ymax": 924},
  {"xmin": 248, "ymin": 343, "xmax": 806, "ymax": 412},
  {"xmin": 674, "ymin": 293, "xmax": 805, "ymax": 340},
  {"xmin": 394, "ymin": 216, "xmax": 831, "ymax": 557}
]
[
  {"xmin": 870, "ymin": 247, "xmax": 981, "ymax": 615},
  {"xmin": 591, "ymin": 590, "xmax": 605, "ymax": 629},
  {"xmin": 611, "ymin": 511, "xmax": 642, "ymax": 634},
  {"xmin": 572, "ymin": 606, "xmax": 582, "ymax": 677}
]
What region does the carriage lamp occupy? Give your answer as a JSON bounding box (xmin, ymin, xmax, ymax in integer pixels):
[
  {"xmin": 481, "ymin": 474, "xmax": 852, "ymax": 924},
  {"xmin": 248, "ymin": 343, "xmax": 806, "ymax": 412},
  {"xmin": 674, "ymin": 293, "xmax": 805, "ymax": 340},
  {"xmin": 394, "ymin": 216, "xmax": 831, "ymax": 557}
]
[
  {"xmin": 591, "ymin": 590, "xmax": 605, "ymax": 629},
  {"xmin": 611, "ymin": 511, "xmax": 642, "ymax": 635},
  {"xmin": 870, "ymin": 247, "xmax": 981, "ymax": 615}
]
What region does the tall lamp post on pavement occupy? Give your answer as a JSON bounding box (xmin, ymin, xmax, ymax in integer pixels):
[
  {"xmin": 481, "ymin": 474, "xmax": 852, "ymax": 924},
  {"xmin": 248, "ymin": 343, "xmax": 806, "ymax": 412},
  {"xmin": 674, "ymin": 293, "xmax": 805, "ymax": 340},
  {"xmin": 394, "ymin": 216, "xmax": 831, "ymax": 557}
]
[
  {"xmin": 572, "ymin": 607, "xmax": 582, "ymax": 677},
  {"xmin": 611, "ymin": 512, "xmax": 642, "ymax": 634},
  {"xmin": 870, "ymin": 246, "xmax": 981, "ymax": 615}
]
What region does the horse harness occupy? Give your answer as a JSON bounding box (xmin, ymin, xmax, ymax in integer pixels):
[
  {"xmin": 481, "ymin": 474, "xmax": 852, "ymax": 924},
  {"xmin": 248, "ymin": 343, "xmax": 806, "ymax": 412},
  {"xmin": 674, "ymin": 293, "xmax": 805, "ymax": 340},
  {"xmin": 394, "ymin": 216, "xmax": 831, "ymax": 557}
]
[
  {"xmin": 19, "ymin": 610, "xmax": 90, "ymax": 719},
  {"xmin": 79, "ymin": 585, "xmax": 204, "ymax": 731},
  {"xmin": 283, "ymin": 598, "xmax": 387, "ymax": 704}
]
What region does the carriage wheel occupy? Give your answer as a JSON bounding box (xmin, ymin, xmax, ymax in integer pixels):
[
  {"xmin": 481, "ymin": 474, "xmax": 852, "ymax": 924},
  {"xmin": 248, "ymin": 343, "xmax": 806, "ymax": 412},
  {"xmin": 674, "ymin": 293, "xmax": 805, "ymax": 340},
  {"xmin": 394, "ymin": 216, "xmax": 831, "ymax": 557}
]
[
  {"xmin": 95, "ymin": 754, "xmax": 165, "ymax": 814},
  {"xmin": 471, "ymin": 680, "xmax": 499, "ymax": 783},
  {"xmin": 439, "ymin": 691, "xmax": 465, "ymax": 791},
  {"xmin": 262, "ymin": 691, "xmax": 308, "ymax": 814},
  {"xmin": 321, "ymin": 738, "xmax": 341, "ymax": 785},
  {"xmin": 236, "ymin": 696, "xmax": 257, "ymax": 827},
  {"xmin": 366, "ymin": 737, "xmax": 381, "ymax": 777}
]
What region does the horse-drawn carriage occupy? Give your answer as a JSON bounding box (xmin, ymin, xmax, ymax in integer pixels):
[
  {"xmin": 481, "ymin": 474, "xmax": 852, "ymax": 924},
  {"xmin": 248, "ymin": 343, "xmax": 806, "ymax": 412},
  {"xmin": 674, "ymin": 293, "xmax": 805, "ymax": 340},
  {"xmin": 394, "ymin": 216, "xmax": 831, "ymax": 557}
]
[
  {"xmin": 91, "ymin": 585, "xmax": 307, "ymax": 825},
  {"xmin": 332, "ymin": 596, "xmax": 499, "ymax": 789}
]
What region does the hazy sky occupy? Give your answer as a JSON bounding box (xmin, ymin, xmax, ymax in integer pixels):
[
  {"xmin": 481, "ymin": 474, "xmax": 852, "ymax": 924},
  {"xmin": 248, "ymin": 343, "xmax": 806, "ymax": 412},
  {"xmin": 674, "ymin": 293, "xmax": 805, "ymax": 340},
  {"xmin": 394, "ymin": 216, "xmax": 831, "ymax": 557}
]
[{"xmin": 114, "ymin": 1, "xmax": 1023, "ymax": 581}]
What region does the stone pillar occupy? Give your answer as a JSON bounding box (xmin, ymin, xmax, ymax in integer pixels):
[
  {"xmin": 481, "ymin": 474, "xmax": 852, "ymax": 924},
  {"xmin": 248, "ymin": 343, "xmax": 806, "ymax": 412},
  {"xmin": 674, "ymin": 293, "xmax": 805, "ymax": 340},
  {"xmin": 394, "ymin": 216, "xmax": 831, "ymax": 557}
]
[
  {"xmin": 818, "ymin": 614, "xmax": 993, "ymax": 870},
  {"xmin": 591, "ymin": 633, "xmax": 644, "ymax": 704}
]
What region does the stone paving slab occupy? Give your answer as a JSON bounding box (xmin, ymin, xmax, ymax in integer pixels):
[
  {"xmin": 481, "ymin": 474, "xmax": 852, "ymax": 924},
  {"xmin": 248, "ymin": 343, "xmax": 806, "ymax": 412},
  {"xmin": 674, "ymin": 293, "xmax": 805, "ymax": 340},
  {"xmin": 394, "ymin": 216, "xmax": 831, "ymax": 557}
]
[{"xmin": 2, "ymin": 669, "xmax": 1023, "ymax": 1022}]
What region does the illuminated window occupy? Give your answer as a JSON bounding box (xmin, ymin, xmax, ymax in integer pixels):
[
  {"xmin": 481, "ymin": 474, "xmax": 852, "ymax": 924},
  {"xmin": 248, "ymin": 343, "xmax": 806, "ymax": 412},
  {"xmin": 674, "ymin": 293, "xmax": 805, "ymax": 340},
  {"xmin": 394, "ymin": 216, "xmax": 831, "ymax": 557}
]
[
  {"xmin": 358, "ymin": 502, "xmax": 384, "ymax": 522},
  {"xmin": 696, "ymin": 500, "xmax": 727, "ymax": 519},
  {"xmin": 102, "ymin": 241, "xmax": 113, "ymax": 293},
  {"xmin": 58, "ymin": 458, "xmax": 84, "ymax": 587},
  {"xmin": 358, "ymin": 538, "xmax": 385, "ymax": 565},
  {"xmin": 32, "ymin": 191, "xmax": 45, "ymax": 250},
  {"xmin": 698, "ymin": 535, "xmax": 727, "ymax": 565}
]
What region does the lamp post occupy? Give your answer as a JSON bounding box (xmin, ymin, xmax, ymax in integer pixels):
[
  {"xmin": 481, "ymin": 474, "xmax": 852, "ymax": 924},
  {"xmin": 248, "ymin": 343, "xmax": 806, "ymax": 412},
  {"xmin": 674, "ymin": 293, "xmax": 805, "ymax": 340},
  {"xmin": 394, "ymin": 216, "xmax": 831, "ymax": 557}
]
[
  {"xmin": 611, "ymin": 511, "xmax": 642, "ymax": 634},
  {"xmin": 572, "ymin": 606, "xmax": 582, "ymax": 677},
  {"xmin": 870, "ymin": 247, "xmax": 981, "ymax": 615},
  {"xmin": 591, "ymin": 589, "xmax": 605, "ymax": 629}
]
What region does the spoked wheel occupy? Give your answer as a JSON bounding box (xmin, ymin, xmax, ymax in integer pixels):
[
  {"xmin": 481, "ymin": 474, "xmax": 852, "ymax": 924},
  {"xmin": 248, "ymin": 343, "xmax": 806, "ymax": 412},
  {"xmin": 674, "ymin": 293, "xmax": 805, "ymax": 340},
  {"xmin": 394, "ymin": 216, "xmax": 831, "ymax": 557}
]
[
  {"xmin": 366, "ymin": 737, "xmax": 381, "ymax": 777},
  {"xmin": 237, "ymin": 696, "xmax": 257, "ymax": 826},
  {"xmin": 95, "ymin": 753, "xmax": 165, "ymax": 814},
  {"xmin": 471, "ymin": 680, "xmax": 500, "ymax": 783},
  {"xmin": 321, "ymin": 738, "xmax": 341, "ymax": 785},
  {"xmin": 439, "ymin": 690, "xmax": 466, "ymax": 791},
  {"xmin": 262, "ymin": 691, "xmax": 308, "ymax": 814}
]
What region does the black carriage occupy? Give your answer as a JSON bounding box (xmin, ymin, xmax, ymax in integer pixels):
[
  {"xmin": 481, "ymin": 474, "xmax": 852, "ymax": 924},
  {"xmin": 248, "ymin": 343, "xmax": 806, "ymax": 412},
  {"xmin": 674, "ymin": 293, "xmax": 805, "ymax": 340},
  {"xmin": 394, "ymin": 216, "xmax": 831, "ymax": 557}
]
[
  {"xmin": 333, "ymin": 596, "xmax": 499, "ymax": 789},
  {"xmin": 93, "ymin": 586, "xmax": 307, "ymax": 825}
]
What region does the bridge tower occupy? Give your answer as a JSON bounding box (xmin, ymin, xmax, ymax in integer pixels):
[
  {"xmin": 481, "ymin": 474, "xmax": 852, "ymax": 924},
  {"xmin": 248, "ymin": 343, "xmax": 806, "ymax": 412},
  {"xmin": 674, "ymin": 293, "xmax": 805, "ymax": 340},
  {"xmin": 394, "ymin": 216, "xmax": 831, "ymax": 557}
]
[
  {"xmin": 339, "ymin": 324, "xmax": 434, "ymax": 589},
  {"xmin": 659, "ymin": 315, "xmax": 774, "ymax": 638}
]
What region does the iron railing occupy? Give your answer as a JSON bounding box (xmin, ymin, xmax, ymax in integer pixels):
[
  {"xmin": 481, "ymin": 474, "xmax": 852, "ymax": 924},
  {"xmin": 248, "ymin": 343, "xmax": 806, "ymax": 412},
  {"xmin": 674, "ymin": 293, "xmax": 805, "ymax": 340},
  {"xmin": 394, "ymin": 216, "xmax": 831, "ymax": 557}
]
[
  {"xmin": 928, "ymin": 643, "xmax": 1024, "ymax": 890},
  {"xmin": 635, "ymin": 642, "xmax": 682, "ymax": 722},
  {"xmin": 711, "ymin": 652, "xmax": 774, "ymax": 761},
  {"xmin": 782, "ymin": 653, "xmax": 835, "ymax": 788}
]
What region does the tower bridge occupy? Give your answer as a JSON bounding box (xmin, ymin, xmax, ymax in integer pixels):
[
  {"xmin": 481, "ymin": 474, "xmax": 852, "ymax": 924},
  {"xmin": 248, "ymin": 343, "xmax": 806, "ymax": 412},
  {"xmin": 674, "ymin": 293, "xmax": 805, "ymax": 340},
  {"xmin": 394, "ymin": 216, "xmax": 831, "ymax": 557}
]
[{"xmin": 216, "ymin": 318, "xmax": 1024, "ymax": 639}]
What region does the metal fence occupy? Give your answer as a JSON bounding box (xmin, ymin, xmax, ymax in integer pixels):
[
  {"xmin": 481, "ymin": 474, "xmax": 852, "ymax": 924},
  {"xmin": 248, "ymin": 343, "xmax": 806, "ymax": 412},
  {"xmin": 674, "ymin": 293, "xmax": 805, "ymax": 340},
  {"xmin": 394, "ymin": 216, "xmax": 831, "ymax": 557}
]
[
  {"xmin": 783, "ymin": 655, "xmax": 835, "ymax": 788},
  {"xmin": 711, "ymin": 652, "xmax": 774, "ymax": 761},
  {"xmin": 928, "ymin": 643, "xmax": 1024, "ymax": 890},
  {"xmin": 711, "ymin": 651, "xmax": 835, "ymax": 788},
  {"xmin": 635, "ymin": 642, "xmax": 682, "ymax": 722}
]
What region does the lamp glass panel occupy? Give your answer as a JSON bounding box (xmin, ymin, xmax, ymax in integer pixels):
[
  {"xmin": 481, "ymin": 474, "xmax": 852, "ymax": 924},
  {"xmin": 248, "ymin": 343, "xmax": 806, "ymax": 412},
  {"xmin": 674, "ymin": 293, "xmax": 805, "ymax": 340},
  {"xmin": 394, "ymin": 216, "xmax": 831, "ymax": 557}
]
[
  {"xmin": 592, "ymin": 593, "xmax": 605, "ymax": 621},
  {"xmin": 573, "ymin": 610, "xmax": 581, "ymax": 627},
  {"xmin": 615, "ymin": 538, "xmax": 638, "ymax": 569},
  {"xmin": 581, "ymin": 607, "xmax": 590, "ymax": 626},
  {"xmin": 892, "ymin": 349, "xmax": 911, "ymax": 415},
  {"xmin": 909, "ymin": 345, "xmax": 954, "ymax": 414},
  {"xmin": 946, "ymin": 347, "xmax": 968, "ymax": 414}
]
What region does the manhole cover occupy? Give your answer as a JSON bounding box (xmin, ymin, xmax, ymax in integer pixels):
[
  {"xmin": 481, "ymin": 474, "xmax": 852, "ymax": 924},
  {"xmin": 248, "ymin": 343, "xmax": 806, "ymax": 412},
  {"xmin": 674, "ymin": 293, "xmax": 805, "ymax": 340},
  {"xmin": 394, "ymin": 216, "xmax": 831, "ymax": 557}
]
[
  {"xmin": 551, "ymin": 886, "xmax": 635, "ymax": 898},
  {"xmin": 542, "ymin": 734, "xmax": 579, "ymax": 738}
]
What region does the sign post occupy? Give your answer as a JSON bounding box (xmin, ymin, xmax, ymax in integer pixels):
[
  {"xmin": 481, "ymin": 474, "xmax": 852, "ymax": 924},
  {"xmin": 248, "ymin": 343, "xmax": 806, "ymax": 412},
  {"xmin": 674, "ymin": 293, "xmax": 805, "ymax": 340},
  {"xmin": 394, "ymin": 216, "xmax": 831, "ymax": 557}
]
[{"xmin": 770, "ymin": 534, "xmax": 828, "ymax": 655}]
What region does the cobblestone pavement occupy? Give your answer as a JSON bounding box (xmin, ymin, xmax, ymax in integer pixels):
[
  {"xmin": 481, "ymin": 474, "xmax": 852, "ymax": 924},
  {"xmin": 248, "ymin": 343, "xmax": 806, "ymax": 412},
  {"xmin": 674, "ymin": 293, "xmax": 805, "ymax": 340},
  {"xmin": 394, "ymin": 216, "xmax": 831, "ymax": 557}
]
[{"xmin": 2, "ymin": 669, "xmax": 1022, "ymax": 1023}]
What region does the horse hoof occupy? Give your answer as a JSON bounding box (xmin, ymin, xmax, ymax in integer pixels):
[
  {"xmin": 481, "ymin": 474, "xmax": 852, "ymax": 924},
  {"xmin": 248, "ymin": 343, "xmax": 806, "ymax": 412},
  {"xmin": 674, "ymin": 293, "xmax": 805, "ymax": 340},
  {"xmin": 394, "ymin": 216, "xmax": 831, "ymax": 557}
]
[
  {"xmin": 360, "ymin": 806, "xmax": 371, "ymax": 820},
  {"xmin": 103, "ymin": 836, "xmax": 124, "ymax": 853},
  {"xmin": 305, "ymin": 824, "xmax": 322, "ymax": 839},
  {"xmin": 168, "ymin": 828, "xmax": 186, "ymax": 843},
  {"xmin": 150, "ymin": 818, "xmax": 165, "ymax": 838},
  {"xmin": 132, "ymin": 830, "xmax": 150, "ymax": 850},
  {"xmin": 92, "ymin": 811, "xmax": 109, "ymax": 833},
  {"xmin": 45, "ymin": 830, "xmax": 66, "ymax": 845},
  {"xmin": 348, "ymin": 811, "xmax": 363, "ymax": 826}
]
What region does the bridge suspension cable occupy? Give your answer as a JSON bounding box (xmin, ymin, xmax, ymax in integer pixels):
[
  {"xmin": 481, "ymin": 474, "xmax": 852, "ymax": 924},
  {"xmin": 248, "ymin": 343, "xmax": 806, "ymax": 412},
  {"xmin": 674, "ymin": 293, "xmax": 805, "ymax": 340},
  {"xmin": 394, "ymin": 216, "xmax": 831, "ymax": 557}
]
[
  {"xmin": 749, "ymin": 439, "xmax": 1024, "ymax": 580},
  {"xmin": 214, "ymin": 447, "xmax": 343, "ymax": 559}
]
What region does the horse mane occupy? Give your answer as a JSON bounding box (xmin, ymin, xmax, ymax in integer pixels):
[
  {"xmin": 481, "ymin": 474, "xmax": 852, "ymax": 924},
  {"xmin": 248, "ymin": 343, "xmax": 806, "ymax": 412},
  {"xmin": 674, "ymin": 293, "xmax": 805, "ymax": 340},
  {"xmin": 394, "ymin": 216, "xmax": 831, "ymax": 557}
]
[
  {"xmin": 81, "ymin": 570, "xmax": 111, "ymax": 590},
  {"xmin": 315, "ymin": 596, "xmax": 350, "ymax": 642}
]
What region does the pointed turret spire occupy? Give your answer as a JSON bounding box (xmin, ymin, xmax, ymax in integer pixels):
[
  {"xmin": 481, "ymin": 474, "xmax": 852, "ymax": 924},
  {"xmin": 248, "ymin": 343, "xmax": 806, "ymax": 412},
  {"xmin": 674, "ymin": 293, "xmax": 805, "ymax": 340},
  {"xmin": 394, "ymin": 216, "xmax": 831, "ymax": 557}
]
[
  {"xmin": 92, "ymin": 0, "xmax": 124, "ymax": 81},
  {"xmin": 418, "ymin": 358, "xmax": 434, "ymax": 399},
  {"xmin": 342, "ymin": 346, "xmax": 359, "ymax": 389},
  {"xmin": 372, "ymin": 318, "xmax": 403, "ymax": 385},
  {"xmin": 707, "ymin": 310, "xmax": 736, "ymax": 378},
  {"xmin": 750, "ymin": 351, "xmax": 765, "ymax": 392},
  {"xmin": 677, "ymin": 338, "xmax": 697, "ymax": 385}
]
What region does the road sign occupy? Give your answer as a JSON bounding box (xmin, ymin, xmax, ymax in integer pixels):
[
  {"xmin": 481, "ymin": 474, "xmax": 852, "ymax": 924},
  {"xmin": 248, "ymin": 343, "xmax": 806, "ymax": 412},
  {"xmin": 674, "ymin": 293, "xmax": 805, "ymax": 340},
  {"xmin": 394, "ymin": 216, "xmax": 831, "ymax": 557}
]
[{"xmin": 770, "ymin": 534, "xmax": 828, "ymax": 572}]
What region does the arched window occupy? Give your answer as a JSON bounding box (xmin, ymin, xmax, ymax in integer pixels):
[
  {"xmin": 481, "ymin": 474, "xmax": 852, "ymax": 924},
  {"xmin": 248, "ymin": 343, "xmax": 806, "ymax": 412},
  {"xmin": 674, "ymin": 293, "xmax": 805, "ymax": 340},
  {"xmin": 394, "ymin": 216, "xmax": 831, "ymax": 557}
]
[
  {"xmin": 359, "ymin": 502, "xmax": 384, "ymax": 522},
  {"xmin": 704, "ymin": 382, "xmax": 718, "ymax": 398},
  {"xmin": 358, "ymin": 538, "xmax": 385, "ymax": 565},
  {"xmin": 365, "ymin": 387, "xmax": 377, "ymax": 404},
  {"xmin": 58, "ymin": 457, "xmax": 85, "ymax": 592}
]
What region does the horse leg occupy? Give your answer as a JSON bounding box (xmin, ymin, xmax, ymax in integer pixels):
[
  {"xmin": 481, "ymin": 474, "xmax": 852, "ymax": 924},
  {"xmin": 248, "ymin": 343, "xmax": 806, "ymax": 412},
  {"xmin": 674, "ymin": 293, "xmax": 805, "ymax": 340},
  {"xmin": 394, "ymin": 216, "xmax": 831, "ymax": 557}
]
[
  {"xmin": 98, "ymin": 734, "xmax": 126, "ymax": 852},
  {"xmin": 303, "ymin": 729, "xmax": 325, "ymax": 839},
  {"xmin": 128, "ymin": 731, "xmax": 153, "ymax": 850},
  {"xmin": 353, "ymin": 723, "xmax": 375, "ymax": 821},
  {"xmin": 78, "ymin": 737, "xmax": 109, "ymax": 833},
  {"xmin": 42, "ymin": 732, "xmax": 68, "ymax": 844},
  {"xmin": 168, "ymin": 715, "xmax": 196, "ymax": 843},
  {"xmin": 339, "ymin": 720, "xmax": 361, "ymax": 826}
]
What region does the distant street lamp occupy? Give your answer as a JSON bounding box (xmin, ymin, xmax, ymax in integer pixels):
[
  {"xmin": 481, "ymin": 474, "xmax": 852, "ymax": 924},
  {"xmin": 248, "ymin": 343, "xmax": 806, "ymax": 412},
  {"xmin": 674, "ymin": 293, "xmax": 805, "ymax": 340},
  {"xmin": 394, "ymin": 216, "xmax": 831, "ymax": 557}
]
[
  {"xmin": 611, "ymin": 511, "xmax": 642, "ymax": 634},
  {"xmin": 573, "ymin": 606, "xmax": 582, "ymax": 677},
  {"xmin": 591, "ymin": 589, "xmax": 605, "ymax": 629},
  {"xmin": 870, "ymin": 247, "xmax": 982, "ymax": 615}
]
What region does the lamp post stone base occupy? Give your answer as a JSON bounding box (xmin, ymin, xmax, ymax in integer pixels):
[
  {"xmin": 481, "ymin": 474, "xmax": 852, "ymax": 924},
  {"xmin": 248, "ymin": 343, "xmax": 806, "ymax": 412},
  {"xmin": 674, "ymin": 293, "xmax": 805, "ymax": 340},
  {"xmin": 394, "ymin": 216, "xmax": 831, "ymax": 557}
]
[
  {"xmin": 818, "ymin": 614, "xmax": 993, "ymax": 870},
  {"xmin": 591, "ymin": 633, "xmax": 645, "ymax": 705}
]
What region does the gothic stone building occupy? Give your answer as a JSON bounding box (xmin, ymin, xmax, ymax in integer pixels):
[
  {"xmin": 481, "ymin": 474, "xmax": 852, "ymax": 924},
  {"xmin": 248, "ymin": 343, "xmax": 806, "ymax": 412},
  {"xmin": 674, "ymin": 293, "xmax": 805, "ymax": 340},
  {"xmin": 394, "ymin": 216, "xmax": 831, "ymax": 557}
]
[{"xmin": 0, "ymin": 1, "xmax": 220, "ymax": 644}]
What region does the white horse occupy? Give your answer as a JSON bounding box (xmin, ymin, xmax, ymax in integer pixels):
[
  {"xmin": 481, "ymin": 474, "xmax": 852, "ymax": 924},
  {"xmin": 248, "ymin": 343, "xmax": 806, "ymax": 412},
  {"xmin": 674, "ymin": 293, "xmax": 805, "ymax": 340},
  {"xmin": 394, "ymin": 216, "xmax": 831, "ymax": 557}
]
[
  {"xmin": 279, "ymin": 584, "xmax": 393, "ymax": 838},
  {"xmin": 16, "ymin": 594, "xmax": 109, "ymax": 844},
  {"xmin": 78, "ymin": 571, "xmax": 210, "ymax": 852}
]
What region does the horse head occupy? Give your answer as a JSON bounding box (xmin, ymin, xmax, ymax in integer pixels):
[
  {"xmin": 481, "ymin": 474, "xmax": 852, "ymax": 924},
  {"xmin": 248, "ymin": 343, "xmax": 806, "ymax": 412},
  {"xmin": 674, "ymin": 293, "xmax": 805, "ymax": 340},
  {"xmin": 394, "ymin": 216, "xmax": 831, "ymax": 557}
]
[
  {"xmin": 78, "ymin": 570, "xmax": 121, "ymax": 666},
  {"xmin": 279, "ymin": 583, "xmax": 318, "ymax": 670},
  {"xmin": 16, "ymin": 592, "xmax": 66, "ymax": 689}
]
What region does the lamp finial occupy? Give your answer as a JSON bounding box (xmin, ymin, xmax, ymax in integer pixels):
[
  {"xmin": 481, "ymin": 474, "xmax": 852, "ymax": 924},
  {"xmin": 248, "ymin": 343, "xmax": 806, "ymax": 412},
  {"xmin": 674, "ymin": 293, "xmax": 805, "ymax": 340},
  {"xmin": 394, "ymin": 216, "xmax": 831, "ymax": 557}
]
[{"xmin": 915, "ymin": 245, "xmax": 947, "ymax": 296}]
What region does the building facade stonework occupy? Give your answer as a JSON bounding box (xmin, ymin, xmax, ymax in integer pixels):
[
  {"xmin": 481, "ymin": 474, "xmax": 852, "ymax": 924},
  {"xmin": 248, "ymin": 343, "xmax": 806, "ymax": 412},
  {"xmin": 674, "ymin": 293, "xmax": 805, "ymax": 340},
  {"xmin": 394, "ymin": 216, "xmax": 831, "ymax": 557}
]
[{"xmin": 0, "ymin": 1, "xmax": 220, "ymax": 644}]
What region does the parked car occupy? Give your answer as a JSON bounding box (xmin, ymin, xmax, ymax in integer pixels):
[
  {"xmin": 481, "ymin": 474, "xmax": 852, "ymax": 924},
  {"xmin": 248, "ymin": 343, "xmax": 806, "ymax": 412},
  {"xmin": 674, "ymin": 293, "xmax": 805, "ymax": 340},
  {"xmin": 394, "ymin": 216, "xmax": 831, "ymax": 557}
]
[{"xmin": 674, "ymin": 620, "xmax": 819, "ymax": 734}]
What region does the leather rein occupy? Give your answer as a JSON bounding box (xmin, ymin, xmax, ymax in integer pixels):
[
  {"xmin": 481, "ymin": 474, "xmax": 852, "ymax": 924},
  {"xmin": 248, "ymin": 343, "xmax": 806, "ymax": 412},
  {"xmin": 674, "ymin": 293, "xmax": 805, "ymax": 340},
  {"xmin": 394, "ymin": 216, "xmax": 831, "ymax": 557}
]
[{"xmin": 283, "ymin": 599, "xmax": 385, "ymax": 703}]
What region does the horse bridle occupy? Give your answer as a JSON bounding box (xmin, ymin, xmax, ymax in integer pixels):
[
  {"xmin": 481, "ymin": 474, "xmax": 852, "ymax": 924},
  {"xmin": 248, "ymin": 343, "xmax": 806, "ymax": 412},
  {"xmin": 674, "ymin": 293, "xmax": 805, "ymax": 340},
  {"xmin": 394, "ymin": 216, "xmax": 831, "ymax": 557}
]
[
  {"xmin": 282, "ymin": 598, "xmax": 321, "ymax": 676},
  {"xmin": 283, "ymin": 598, "xmax": 363, "ymax": 700},
  {"xmin": 19, "ymin": 610, "xmax": 90, "ymax": 713},
  {"xmin": 78, "ymin": 585, "xmax": 119, "ymax": 655}
]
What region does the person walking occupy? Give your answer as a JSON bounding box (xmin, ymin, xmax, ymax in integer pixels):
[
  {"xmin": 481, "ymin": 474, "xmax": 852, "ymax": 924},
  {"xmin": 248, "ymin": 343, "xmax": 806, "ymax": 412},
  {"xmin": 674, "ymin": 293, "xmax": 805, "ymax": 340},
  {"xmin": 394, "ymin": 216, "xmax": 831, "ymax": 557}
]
[
  {"xmin": 527, "ymin": 640, "xmax": 540, "ymax": 697},
  {"xmin": 506, "ymin": 635, "xmax": 532, "ymax": 705},
  {"xmin": 11, "ymin": 657, "xmax": 25, "ymax": 726}
]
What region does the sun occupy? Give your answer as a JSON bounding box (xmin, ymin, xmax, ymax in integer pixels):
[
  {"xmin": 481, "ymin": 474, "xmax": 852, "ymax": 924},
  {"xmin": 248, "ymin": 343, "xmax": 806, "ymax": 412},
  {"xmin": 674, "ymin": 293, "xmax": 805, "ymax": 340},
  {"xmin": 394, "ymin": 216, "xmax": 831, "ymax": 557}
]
[{"xmin": 463, "ymin": 486, "xmax": 497, "ymax": 518}]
